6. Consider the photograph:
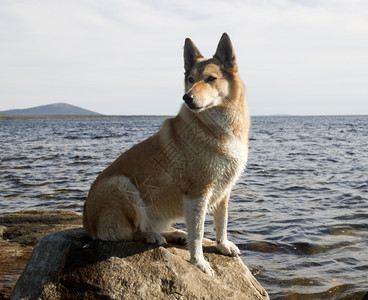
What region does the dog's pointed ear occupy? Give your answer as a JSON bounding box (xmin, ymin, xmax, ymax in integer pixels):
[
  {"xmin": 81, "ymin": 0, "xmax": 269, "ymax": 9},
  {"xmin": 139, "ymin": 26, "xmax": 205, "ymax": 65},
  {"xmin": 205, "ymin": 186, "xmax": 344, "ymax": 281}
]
[
  {"xmin": 214, "ymin": 33, "xmax": 237, "ymax": 71},
  {"xmin": 184, "ymin": 38, "xmax": 203, "ymax": 73}
]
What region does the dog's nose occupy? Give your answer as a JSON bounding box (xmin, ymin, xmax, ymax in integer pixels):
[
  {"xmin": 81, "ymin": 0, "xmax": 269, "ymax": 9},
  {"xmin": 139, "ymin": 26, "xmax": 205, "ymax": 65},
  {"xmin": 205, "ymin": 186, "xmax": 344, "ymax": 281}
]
[{"xmin": 182, "ymin": 93, "xmax": 194, "ymax": 105}]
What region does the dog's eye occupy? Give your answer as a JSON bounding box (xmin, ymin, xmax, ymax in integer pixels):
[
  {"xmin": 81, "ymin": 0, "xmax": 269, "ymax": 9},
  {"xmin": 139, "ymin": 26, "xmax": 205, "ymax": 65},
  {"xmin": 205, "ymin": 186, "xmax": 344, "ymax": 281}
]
[
  {"xmin": 188, "ymin": 77, "xmax": 194, "ymax": 83},
  {"xmin": 207, "ymin": 76, "xmax": 217, "ymax": 82}
]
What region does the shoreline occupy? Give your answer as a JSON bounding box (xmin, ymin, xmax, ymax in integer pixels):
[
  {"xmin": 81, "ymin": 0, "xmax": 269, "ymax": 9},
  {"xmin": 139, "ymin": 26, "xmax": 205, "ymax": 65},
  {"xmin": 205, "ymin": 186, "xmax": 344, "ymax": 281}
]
[
  {"xmin": 1, "ymin": 114, "xmax": 367, "ymax": 121},
  {"xmin": 0, "ymin": 115, "xmax": 171, "ymax": 121}
]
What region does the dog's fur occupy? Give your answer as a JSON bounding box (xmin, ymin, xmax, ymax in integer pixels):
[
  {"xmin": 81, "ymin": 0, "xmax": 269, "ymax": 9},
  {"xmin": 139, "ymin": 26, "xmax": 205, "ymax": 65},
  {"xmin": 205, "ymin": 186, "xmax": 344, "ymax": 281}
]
[{"xmin": 83, "ymin": 33, "xmax": 250, "ymax": 275}]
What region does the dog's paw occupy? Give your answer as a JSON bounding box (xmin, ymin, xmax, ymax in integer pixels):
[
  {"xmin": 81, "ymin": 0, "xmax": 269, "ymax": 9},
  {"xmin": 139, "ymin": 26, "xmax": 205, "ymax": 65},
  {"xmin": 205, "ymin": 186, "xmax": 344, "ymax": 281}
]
[
  {"xmin": 191, "ymin": 258, "xmax": 215, "ymax": 276},
  {"xmin": 161, "ymin": 229, "xmax": 187, "ymax": 244},
  {"xmin": 145, "ymin": 232, "xmax": 167, "ymax": 245},
  {"xmin": 216, "ymin": 240, "xmax": 240, "ymax": 257},
  {"xmin": 170, "ymin": 230, "xmax": 188, "ymax": 244}
]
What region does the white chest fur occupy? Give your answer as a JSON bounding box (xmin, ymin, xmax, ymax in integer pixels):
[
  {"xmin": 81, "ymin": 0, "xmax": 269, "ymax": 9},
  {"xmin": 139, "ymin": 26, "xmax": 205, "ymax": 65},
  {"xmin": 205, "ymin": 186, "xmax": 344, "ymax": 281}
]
[{"xmin": 195, "ymin": 133, "xmax": 247, "ymax": 210}]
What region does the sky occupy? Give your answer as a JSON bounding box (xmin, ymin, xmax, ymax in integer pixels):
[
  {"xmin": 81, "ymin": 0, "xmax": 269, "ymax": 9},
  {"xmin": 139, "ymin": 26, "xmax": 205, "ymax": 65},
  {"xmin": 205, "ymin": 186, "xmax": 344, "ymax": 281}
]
[{"xmin": 1, "ymin": 0, "xmax": 367, "ymax": 116}]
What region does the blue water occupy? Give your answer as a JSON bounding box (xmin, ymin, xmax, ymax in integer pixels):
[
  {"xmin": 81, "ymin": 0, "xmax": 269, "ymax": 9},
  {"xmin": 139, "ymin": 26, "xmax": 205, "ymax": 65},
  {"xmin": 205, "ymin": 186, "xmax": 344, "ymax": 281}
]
[{"xmin": 1, "ymin": 115, "xmax": 367, "ymax": 299}]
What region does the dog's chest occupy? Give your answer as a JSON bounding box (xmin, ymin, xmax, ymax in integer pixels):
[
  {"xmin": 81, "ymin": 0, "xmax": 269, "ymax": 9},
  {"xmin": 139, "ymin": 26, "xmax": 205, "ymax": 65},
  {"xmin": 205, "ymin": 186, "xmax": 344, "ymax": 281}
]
[
  {"xmin": 214, "ymin": 136, "xmax": 248, "ymax": 181},
  {"xmin": 185, "ymin": 132, "xmax": 248, "ymax": 192},
  {"xmin": 201, "ymin": 137, "xmax": 247, "ymax": 205}
]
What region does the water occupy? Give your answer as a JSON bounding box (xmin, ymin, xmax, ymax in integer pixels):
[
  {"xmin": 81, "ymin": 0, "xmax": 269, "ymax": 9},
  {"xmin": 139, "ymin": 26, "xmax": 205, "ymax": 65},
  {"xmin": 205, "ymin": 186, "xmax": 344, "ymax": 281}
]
[{"xmin": 1, "ymin": 115, "xmax": 367, "ymax": 299}]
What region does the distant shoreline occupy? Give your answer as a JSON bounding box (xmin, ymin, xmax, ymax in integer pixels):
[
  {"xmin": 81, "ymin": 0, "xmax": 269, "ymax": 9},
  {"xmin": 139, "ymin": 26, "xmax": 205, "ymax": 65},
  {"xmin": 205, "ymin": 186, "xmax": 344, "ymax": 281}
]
[
  {"xmin": 0, "ymin": 115, "xmax": 172, "ymax": 121},
  {"xmin": 1, "ymin": 114, "xmax": 367, "ymax": 121}
]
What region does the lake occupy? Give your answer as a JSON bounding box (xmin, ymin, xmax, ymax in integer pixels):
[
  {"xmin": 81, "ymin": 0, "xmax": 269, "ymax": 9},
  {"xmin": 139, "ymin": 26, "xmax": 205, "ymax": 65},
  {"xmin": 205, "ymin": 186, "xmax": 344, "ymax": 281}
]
[{"xmin": 1, "ymin": 115, "xmax": 367, "ymax": 299}]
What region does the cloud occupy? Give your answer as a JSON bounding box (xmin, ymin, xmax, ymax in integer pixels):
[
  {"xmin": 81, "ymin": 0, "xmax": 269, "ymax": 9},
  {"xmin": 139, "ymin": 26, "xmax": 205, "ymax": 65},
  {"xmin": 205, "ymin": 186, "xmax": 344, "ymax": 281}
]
[{"xmin": 0, "ymin": 0, "xmax": 367, "ymax": 115}]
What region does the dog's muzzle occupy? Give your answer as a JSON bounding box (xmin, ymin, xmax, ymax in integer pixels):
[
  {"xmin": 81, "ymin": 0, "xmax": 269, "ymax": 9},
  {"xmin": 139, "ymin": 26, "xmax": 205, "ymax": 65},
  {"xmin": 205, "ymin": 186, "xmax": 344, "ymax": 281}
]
[{"xmin": 183, "ymin": 93, "xmax": 202, "ymax": 111}]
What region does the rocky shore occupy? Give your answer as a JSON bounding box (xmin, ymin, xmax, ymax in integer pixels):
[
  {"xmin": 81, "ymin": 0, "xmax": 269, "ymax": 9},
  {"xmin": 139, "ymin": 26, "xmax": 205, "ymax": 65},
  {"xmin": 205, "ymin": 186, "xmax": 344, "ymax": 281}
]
[
  {"xmin": 0, "ymin": 210, "xmax": 82, "ymax": 299},
  {"xmin": 1, "ymin": 210, "xmax": 269, "ymax": 299}
]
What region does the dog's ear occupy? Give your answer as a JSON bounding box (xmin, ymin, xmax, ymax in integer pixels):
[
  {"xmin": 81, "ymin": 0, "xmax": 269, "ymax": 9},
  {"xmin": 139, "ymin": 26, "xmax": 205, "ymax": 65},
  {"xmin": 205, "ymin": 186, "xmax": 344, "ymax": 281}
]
[
  {"xmin": 214, "ymin": 33, "xmax": 237, "ymax": 71},
  {"xmin": 184, "ymin": 38, "xmax": 203, "ymax": 73}
]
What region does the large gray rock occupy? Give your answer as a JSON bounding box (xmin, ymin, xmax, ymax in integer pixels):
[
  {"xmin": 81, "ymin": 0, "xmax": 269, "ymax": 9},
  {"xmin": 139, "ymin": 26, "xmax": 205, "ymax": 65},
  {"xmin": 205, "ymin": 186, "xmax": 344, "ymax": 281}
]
[{"xmin": 12, "ymin": 228, "xmax": 269, "ymax": 300}]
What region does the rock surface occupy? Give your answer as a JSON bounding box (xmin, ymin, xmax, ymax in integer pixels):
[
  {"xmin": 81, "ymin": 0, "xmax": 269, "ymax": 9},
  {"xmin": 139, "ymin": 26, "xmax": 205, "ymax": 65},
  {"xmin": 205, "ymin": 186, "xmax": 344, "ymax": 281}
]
[
  {"xmin": 12, "ymin": 228, "xmax": 269, "ymax": 300},
  {"xmin": 0, "ymin": 210, "xmax": 82, "ymax": 300},
  {"xmin": 1, "ymin": 211, "xmax": 269, "ymax": 299}
]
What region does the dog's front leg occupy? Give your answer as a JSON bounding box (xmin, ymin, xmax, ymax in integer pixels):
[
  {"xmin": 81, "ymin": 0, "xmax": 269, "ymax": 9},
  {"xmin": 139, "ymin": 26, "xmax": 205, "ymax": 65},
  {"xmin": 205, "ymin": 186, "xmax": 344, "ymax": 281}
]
[
  {"xmin": 214, "ymin": 193, "xmax": 240, "ymax": 256},
  {"xmin": 184, "ymin": 195, "xmax": 214, "ymax": 276}
]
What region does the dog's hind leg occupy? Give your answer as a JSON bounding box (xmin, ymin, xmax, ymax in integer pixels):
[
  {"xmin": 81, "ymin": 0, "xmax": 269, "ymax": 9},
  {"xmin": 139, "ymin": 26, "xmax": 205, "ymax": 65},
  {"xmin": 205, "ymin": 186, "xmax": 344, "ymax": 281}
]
[{"xmin": 96, "ymin": 213, "xmax": 134, "ymax": 242}]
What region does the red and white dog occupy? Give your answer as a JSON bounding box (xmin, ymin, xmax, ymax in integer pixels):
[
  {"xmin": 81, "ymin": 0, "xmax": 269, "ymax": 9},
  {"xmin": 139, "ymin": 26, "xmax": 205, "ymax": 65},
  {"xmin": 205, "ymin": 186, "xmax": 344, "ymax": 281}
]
[{"xmin": 83, "ymin": 33, "xmax": 250, "ymax": 275}]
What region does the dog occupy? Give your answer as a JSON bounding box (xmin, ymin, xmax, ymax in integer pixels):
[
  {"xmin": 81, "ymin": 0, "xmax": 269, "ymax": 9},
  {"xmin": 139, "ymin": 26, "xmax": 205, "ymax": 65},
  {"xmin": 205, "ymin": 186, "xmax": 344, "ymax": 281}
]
[{"xmin": 83, "ymin": 33, "xmax": 250, "ymax": 275}]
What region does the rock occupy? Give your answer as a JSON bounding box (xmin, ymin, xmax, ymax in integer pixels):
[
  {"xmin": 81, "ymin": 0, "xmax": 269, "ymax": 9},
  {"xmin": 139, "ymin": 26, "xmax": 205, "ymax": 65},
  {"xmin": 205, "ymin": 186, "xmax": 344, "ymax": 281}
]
[
  {"xmin": 12, "ymin": 228, "xmax": 269, "ymax": 300},
  {"xmin": 0, "ymin": 210, "xmax": 83, "ymax": 246},
  {"xmin": 0, "ymin": 210, "xmax": 82, "ymax": 300}
]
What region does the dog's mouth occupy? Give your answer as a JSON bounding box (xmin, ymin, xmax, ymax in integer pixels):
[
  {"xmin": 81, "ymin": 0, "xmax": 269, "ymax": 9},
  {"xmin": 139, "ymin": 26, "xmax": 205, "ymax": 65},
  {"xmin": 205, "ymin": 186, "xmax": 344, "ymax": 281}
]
[{"xmin": 186, "ymin": 103, "xmax": 203, "ymax": 112}]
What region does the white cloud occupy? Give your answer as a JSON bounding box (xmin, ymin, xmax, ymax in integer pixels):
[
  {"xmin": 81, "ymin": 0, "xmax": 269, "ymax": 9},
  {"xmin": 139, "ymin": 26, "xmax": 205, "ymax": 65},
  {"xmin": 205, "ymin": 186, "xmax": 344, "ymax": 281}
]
[{"xmin": 0, "ymin": 0, "xmax": 367, "ymax": 115}]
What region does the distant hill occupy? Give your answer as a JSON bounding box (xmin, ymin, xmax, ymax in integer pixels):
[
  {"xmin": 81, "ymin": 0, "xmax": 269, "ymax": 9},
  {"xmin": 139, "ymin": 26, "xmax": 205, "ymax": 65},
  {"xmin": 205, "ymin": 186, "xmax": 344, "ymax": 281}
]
[{"xmin": 0, "ymin": 103, "xmax": 102, "ymax": 116}]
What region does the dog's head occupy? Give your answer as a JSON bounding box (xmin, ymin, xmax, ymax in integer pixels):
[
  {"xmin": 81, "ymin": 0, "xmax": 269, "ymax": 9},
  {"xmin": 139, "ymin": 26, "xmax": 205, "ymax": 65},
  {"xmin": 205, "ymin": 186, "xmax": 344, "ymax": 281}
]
[{"xmin": 183, "ymin": 33, "xmax": 243, "ymax": 113}]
